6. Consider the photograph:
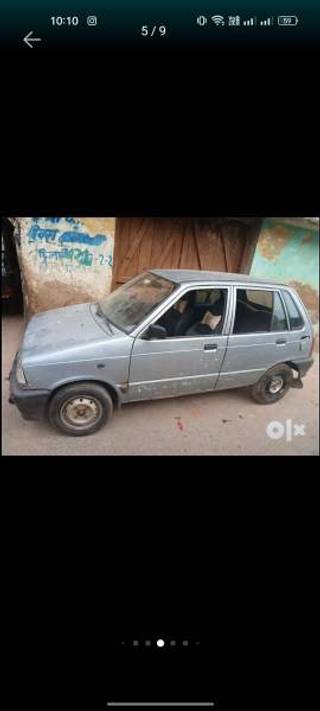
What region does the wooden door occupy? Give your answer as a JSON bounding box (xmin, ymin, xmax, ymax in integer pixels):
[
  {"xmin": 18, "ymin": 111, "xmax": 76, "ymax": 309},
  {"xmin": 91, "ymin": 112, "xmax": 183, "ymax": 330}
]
[{"xmin": 111, "ymin": 217, "xmax": 261, "ymax": 290}]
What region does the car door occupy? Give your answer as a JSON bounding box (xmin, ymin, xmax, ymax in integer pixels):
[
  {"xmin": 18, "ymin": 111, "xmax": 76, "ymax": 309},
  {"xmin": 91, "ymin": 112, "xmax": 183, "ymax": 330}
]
[
  {"xmin": 127, "ymin": 286, "xmax": 231, "ymax": 401},
  {"xmin": 280, "ymin": 288, "xmax": 313, "ymax": 359},
  {"xmin": 216, "ymin": 286, "xmax": 297, "ymax": 390}
]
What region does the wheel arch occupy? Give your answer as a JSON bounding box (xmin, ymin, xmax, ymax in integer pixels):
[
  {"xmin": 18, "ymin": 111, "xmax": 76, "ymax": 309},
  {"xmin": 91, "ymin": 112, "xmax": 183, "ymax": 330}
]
[
  {"xmin": 258, "ymin": 360, "xmax": 298, "ymax": 379},
  {"xmin": 253, "ymin": 361, "xmax": 302, "ymax": 393},
  {"xmin": 284, "ymin": 360, "xmax": 301, "ymax": 374},
  {"xmin": 46, "ymin": 378, "xmax": 123, "ymax": 412}
]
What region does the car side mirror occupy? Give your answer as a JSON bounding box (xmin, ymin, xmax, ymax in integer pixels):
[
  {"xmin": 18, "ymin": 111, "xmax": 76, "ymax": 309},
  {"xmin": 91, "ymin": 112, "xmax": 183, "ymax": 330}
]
[{"xmin": 143, "ymin": 324, "xmax": 168, "ymax": 340}]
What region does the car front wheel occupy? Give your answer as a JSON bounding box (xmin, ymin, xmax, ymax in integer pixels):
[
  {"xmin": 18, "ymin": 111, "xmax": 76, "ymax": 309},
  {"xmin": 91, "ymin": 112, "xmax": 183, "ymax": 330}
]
[
  {"xmin": 251, "ymin": 364, "xmax": 292, "ymax": 404},
  {"xmin": 48, "ymin": 382, "xmax": 113, "ymax": 436}
]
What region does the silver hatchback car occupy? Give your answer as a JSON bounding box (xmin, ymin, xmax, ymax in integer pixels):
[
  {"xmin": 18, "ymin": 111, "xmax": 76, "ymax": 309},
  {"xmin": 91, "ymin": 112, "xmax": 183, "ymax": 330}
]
[{"xmin": 9, "ymin": 270, "xmax": 314, "ymax": 436}]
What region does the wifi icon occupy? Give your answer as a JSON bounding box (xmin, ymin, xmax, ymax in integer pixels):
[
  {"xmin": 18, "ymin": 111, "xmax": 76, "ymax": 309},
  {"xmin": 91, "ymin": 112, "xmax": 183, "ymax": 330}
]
[{"xmin": 211, "ymin": 15, "xmax": 225, "ymax": 25}]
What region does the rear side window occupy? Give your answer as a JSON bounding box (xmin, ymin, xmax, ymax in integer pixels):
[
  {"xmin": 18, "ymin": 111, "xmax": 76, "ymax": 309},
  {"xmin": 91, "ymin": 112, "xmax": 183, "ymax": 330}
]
[
  {"xmin": 271, "ymin": 292, "xmax": 288, "ymax": 331},
  {"xmin": 282, "ymin": 291, "xmax": 304, "ymax": 329},
  {"xmin": 233, "ymin": 289, "xmax": 287, "ymax": 334},
  {"xmin": 245, "ymin": 290, "xmax": 273, "ymax": 309}
]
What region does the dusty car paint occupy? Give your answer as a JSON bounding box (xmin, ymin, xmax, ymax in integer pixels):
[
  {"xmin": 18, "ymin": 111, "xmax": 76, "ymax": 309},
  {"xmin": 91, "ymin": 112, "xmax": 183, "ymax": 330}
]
[
  {"xmin": 10, "ymin": 270, "xmax": 314, "ymax": 423},
  {"xmin": 20, "ymin": 302, "xmax": 132, "ymax": 400}
]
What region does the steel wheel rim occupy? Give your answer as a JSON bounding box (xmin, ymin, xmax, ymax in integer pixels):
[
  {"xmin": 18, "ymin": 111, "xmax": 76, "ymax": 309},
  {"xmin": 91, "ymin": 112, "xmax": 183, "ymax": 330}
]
[
  {"xmin": 60, "ymin": 396, "xmax": 102, "ymax": 428},
  {"xmin": 268, "ymin": 375, "xmax": 285, "ymax": 394}
]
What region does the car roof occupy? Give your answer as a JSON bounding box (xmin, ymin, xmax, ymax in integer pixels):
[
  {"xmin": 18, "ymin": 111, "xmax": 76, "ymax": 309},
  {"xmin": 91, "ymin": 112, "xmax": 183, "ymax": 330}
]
[{"xmin": 151, "ymin": 269, "xmax": 288, "ymax": 288}]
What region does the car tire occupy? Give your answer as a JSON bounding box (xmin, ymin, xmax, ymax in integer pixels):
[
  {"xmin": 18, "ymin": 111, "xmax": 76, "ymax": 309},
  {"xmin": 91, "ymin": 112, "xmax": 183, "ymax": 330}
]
[
  {"xmin": 251, "ymin": 364, "xmax": 292, "ymax": 404},
  {"xmin": 48, "ymin": 382, "xmax": 113, "ymax": 436}
]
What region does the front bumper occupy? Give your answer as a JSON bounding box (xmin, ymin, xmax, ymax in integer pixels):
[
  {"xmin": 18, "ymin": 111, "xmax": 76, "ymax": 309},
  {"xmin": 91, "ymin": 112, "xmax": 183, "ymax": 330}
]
[{"xmin": 9, "ymin": 354, "xmax": 50, "ymax": 421}]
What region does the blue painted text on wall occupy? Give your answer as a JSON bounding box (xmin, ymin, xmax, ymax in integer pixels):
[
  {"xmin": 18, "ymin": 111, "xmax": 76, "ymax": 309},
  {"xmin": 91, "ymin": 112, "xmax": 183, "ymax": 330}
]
[{"xmin": 28, "ymin": 224, "xmax": 107, "ymax": 247}]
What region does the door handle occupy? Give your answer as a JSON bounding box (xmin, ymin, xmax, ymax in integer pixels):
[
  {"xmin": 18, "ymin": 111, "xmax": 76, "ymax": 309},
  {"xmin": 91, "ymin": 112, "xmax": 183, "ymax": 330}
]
[
  {"xmin": 276, "ymin": 339, "xmax": 287, "ymax": 345},
  {"xmin": 204, "ymin": 343, "xmax": 218, "ymax": 351}
]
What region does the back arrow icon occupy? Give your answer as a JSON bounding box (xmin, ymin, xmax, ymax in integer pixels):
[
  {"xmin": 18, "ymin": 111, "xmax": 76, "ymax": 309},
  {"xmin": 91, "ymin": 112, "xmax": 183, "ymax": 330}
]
[{"xmin": 23, "ymin": 31, "xmax": 42, "ymax": 48}]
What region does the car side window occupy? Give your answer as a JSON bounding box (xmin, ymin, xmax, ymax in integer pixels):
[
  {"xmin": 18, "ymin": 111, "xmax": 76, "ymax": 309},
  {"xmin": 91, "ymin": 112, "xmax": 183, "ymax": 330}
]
[
  {"xmin": 245, "ymin": 289, "xmax": 273, "ymax": 309},
  {"xmin": 271, "ymin": 292, "xmax": 288, "ymax": 331},
  {"xmin": 155, "ymin": 288, "xmax": 227, "ymax": 338},
  {"xmin": 282, "ymin": 291, "xmax": 304, "ymax": 329},
  {"xmin": 233, "ymin": 289, "xmax": 287, "ymax": 334},
  {"xmin": 195, "ymin": 290, "xmax": 209, "ymax": 303}
]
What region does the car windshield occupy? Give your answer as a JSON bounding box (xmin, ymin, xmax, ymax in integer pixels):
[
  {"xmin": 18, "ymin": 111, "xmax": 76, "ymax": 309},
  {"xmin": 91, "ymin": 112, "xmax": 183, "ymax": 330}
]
[{"xmin": 98, "ymin": 272, "xmax": 176, "ymax": 333}]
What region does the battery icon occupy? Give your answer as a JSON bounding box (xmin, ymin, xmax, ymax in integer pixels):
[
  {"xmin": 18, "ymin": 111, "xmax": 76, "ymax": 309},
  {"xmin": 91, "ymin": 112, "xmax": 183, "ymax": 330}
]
[{"xmin": 277, "ymin": 15, "xmax": 298, "ymax": 26}]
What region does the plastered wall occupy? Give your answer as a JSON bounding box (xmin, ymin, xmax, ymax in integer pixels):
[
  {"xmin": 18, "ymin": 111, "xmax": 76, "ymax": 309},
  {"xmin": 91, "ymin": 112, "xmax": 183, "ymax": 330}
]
[{"xmin": 14, "ymin": 217, "xmax": 115, "ymax": 316}]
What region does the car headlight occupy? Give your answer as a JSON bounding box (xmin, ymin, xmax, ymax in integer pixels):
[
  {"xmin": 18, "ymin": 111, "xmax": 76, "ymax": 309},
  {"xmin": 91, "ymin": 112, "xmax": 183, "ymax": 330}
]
[{"xmin": 16, "ymin": 358, "xmax": 26, "ymax": 384}]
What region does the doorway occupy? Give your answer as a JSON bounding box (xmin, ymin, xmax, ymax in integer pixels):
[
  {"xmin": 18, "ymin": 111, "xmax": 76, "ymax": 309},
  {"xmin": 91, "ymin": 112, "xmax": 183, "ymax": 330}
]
[
  {"xmin": 1, "ymin": 218, "xmax": 24, "ymax": 315},
  {"xmin": 111, "ymin": 217, "xmax": 262, "ymax": 291}
]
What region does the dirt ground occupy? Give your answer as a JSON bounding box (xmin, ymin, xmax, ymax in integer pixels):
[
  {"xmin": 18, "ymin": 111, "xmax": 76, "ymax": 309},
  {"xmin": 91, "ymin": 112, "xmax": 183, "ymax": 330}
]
[{"xmin": 2, "ymin": 315, "xmax": 319, "ymax": 456}]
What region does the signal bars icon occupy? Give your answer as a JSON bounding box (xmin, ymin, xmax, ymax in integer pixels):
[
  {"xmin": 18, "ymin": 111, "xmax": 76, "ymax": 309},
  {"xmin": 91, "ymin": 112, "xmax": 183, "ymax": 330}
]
[
  {"xmin": 243, "ymin": 17, "xmax": 257, "ymax": 26},
  {"xmin": 260, "ymin": 17, "xmax": 274, "ymax": 26}
]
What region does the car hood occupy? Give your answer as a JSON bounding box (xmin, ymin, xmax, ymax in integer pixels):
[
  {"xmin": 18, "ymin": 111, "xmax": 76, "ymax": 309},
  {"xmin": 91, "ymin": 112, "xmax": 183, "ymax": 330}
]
[{"xmin": 20, "ymin": 302, "xmax": 124, "ymax": 365}]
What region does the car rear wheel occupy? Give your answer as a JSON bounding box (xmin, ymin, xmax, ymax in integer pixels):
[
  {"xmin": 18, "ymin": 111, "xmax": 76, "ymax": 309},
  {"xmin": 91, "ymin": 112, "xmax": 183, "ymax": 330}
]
[
  {"xmin": 48, "ymin": 382, "xmax": 113, "ymax": 436},
  {"xmin": 251, "ymin": 364, "xmax": 292, "ymax": 404}
]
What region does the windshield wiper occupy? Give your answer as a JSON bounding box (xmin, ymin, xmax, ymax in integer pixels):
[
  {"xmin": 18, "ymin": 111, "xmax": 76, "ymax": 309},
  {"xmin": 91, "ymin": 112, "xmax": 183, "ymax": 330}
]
[
  {"xmin": 95, "ymin": 304, "xmax": 113, "ymax": 333},
  {"xmin": 96, "ymin": 304, "xmax": 105, "ymax": 318}
]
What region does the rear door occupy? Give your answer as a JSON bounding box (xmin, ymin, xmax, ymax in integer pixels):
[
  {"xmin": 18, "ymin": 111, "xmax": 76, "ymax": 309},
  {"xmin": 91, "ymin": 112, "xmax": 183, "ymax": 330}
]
[
  {"xmin": 280, "ymin": 288, "xmax": 313, "ymax": 359},
  {"xmin": 128, "ymin": 286, "xmax": 231, "ymax": 401},
  {"xmin": 217, "ymin": 286, "xmax": 296, "ymax": 390}
]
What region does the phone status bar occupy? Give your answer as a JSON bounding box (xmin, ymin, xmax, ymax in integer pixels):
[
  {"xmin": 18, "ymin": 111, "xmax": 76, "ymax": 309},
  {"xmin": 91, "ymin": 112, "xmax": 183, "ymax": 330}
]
[{"xmin": 0, "ymin": 8, "xmax": 317, "ymax": 52}]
